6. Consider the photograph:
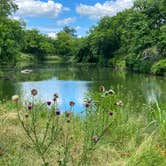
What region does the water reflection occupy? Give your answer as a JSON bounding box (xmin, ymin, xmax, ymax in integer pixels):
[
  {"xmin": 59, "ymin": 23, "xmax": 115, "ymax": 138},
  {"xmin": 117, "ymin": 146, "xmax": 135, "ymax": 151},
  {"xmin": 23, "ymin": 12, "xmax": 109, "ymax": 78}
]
[
  {"xmin": 0, "ymin": 63, "xmax": 165, "ymax": 112},
  {"xmin": 18, "ymin": 78, "xmax": 91, "ymax": 112},
  {"xmin": 0, "ymin": 79, "xmax": 16, "ymax": 101}
]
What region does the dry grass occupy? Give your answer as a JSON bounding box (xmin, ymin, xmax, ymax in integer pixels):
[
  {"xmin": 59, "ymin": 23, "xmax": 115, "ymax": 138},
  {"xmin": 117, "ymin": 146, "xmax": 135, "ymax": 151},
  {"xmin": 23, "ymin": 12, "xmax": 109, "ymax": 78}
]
[{"xmin": 0, "ymin": 100, "xmax": 165, "ymax": 166}]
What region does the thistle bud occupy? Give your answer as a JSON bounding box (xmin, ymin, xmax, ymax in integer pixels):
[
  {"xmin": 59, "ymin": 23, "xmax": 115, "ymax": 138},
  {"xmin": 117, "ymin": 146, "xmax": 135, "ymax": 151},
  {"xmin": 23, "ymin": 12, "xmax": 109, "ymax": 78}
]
[{"xmin": 31, "ymin": 89, "xmax": 38, "ymax": 96}]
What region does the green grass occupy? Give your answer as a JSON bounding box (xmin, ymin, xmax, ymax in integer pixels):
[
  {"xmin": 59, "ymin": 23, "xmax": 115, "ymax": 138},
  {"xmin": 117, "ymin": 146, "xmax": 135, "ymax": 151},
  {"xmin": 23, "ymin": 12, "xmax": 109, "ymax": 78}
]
[{"xmin": 0, "ymin": 88, "xmax": 165, "ymax": 166}]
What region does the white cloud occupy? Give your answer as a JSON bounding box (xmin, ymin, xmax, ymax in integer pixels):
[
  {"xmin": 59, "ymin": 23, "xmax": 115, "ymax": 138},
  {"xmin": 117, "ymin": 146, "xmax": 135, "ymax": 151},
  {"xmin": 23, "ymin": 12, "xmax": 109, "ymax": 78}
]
[
  {"xmin": 27, "ymin": 26, "xmax": 59, "ymax": 38},
  {"xmin": 27, "ymin": 26, "xmax": 61, "ymax": 34},
  {"xmin": 15, "ymin": 0, "xmax": 66, "ymax": 18},
  {"xmin": 56, "ymin": 17, "xmax": 76, "ymax": 26},
  {"xmin": 10, "ymin": 16, "xmax": 21, "ymax": 20},
  {"xmin": 75, "ymin": 26, "xmax": 81, "ymax": 30},
  {"xmin": 77, "ymin": 35, "xmax": 82, "ymax": 38},
  {"xmin": 47, "ymin": 32, "xmax": 58, "ymax": 39},
  {"xmin": 76, "ymin": 0, "xmax": 135, "ymax": 19}
]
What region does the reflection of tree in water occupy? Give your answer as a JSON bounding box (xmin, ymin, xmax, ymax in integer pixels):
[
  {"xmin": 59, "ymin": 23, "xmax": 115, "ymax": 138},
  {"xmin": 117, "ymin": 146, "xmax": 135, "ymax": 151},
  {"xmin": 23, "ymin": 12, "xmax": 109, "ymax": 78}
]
[
  {"xmin": 143, "ymin": 77, "xmax": 166, "ymax": 104},
  {"xmin": 0, "ymin": 79, "xmax": 16, "ymax": 101},
  {"xmin": 55, "ymin": 64, "xmax": 127, "ymax": 81},
  {"xmin": 0, "ymin": 63, "xmax": 166, "ymax": 107}
]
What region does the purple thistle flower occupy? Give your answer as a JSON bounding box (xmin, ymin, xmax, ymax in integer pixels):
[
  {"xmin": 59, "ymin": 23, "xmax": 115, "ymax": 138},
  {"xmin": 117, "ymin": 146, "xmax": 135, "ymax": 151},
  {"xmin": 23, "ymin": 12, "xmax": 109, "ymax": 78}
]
[
  {"xmin": 55, "ymin": 109, "xmax": 61, "ymax": 115},
  {"xmin": 47, "ymin": 101, "xmax": 51, "ymax": 106},
  {"xmin": 109, "ymin": 111, "xmax": 113, "ymax": 116},
  {"xmin": 85, "ymin": 102, "xmax": 91, "ymax": 108},
  {"xmin": 28, "ymin": 105, "xmax": 32, "ymax": 110}
]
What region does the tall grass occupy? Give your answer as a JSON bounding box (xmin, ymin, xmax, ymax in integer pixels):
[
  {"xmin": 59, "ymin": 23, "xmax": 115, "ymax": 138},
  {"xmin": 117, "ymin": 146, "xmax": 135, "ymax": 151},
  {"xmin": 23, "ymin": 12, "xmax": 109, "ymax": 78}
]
[{"xmin": 0, "ymin": 87, "xmax": 165, "ymax": 165}]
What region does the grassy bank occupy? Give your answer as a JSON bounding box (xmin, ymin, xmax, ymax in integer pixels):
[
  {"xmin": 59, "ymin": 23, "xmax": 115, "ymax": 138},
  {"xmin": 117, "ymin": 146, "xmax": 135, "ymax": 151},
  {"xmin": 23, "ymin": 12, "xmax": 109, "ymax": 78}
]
[
  {"xmin": 17, "ymin": 53, "xmax": 62, "ymax": 65},
  {"xmin": 0, "ymin": 88, "xmax": 165, "ymax": 165}
]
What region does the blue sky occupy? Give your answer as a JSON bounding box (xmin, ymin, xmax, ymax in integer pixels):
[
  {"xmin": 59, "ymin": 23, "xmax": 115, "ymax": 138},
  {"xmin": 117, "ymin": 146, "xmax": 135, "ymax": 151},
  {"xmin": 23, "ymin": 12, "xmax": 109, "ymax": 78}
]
[{"xmin": 13, "ymin": 0, "xmax": 135, "ymax": 37}]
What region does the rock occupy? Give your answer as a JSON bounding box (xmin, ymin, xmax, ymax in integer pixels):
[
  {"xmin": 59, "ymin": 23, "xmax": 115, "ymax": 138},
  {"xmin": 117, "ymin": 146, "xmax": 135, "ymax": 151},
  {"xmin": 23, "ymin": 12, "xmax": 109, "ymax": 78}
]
[{"xmin": 21, "ymin": 69, "xmax": 33, "ymax": 74}]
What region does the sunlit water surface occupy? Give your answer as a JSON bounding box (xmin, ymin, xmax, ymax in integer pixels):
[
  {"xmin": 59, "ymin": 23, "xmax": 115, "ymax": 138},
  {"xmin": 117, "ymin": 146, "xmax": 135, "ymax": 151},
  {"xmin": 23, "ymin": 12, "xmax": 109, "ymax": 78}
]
[{"xmin": 0, "ymin": 63, "xmax": 165, "ymax": 112}]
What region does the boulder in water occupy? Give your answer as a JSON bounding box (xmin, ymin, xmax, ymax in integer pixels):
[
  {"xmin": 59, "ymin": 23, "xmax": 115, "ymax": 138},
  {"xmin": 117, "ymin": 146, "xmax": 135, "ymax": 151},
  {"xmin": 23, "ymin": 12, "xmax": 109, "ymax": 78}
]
[{"xmin": 21, "ymin": 69, "xmax": 33, "ymax": 74}]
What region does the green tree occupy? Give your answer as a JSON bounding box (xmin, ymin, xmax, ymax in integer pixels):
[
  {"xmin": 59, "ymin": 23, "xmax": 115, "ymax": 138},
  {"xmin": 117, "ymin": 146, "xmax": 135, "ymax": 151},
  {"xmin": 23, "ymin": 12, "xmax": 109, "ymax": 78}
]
[
  {"xmin": 0, "ymin": 0, "xmax": 25, "ymax": 63},
  {"xmin": 55, "ymin": 31, "xmax": 74, "ymax": 57},
  {"xmin": 0, "ymin": 19, "xmax": 25, "ymax": 63},
  {"xmin": 63, "ymin": 26, "xmax": 77, "ymax": 38},
  {"xmin": 23, "ymin": 29, "xmax": 55, "ymax": 59},
  {"xmin": 0, "ymin": 0, "xmax": 18, "ymax": 17}
]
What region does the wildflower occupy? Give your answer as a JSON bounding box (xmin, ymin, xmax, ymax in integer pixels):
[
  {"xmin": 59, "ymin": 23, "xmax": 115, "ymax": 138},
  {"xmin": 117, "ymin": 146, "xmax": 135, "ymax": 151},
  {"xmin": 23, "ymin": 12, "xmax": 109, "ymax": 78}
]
[
  {"xmin": 28, "ymin": 105, "xmax": 32, "ymax": 110},
  {"xmin": 53, "ymin": 97, "xmax": 56, "ymax": 102},
  {"xmin": 53, "ymin": 93, "xmax": 59, "ymax": 102},
  {"xmin": 12, "ymin": 95, "xmax": 19, "ymax": 102},
  {"xmin": 105, "ymin": 91, "xmax": 109, "ymax": 96},
  {"xmin": 25, "ymin": 113, "xmax": 29, "ymax": 118},
  {"xmin": 108, "ymin": 89, "xmax": 115, "ymax": 94},
  {"xmin": 47, "ymin": 101, "xmax": 51, "ymax": 106},
  {"xmin": 99, "ymin": 85, "xmax": 105, "ymax": 92},
  {"xmin": 92, "ymin": 135, "xmax": 99, "ymax": 143},
  {"xmin": 105, "ymin": 89, "xmax": 115, "ymax": 96},
  {"xmin": 85, "ymin": 102, "xmax": 91, "ymax": 108},
  {"xmin": 54, "ymin": 93, "xmax": 59, "ymax": 98},
  {"xmin": 55, "ymin": 109, "xmax": 61, "ymax": 115},
  {"xmin": 69, "ymin": 101, "xmax": 75, "ymax": 107},
  {"xmin": 109, "ymin": 111, "xmax": 113, "ymax": 116},
  {"xmin": 31, "ymin": 89, "xmax": 37, "ymax": 96},
  {"xmin": 65, "ymin": 111, "xmax": 71, "ymax": 117},
  {"xmin": 115, "ymin": 100, "xmax": 124, "ymax": 107}
]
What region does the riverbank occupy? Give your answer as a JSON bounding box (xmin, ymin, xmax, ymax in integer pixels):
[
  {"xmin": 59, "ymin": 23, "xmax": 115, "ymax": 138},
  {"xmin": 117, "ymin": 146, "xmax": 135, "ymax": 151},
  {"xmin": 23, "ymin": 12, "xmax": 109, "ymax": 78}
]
[
  {"xmin": 109, "ymin": 57, "xmax": 166, "ymax": 76},
  {"xmin": 1, "ymin": 53, "xmax": 165, "ymax": 77},
  {"xmin": 0, "ymin": 90, "xmax": 165, "ymax": 165}
]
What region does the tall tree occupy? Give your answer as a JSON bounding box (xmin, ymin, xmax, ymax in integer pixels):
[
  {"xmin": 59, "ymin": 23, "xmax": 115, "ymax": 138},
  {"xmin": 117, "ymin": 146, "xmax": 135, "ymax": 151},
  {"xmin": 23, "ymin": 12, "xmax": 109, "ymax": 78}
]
[
  {"xmin": 0, "ymin": 0, "xmax": 18, "ymax": 18},
  {"xmin": 63, "ymin": 26, "xmax": 77, "ymax": 38}
]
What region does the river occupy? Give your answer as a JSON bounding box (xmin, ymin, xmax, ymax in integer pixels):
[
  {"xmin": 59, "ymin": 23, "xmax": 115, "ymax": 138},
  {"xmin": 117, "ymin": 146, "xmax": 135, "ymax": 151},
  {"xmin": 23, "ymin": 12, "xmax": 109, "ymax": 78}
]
[{"xmin": 0, "ymin": 63, "xmax": 165, "ymax": 112}]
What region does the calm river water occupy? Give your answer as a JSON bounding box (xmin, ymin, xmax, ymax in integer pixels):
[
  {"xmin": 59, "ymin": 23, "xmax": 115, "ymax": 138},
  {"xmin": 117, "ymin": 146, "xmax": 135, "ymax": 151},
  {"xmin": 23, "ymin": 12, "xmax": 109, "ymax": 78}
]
[{"xmin": 0, "ymin": 63, "xmax": 166, "ymax": 112}]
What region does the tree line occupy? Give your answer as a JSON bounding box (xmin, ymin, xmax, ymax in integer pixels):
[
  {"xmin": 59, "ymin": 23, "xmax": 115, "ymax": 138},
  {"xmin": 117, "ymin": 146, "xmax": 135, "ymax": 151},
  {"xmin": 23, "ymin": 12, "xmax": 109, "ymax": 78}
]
[{"xmin": 0, "ymin": 0, "xmax": 166, "ymax": 75}]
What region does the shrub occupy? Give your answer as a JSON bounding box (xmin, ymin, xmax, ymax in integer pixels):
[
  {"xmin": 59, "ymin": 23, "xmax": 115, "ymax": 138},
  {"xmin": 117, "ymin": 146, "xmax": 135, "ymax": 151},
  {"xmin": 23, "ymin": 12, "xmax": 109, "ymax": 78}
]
[{"xmin": 151, "ymin": 59, "xmax": 166, "ymax": 75}]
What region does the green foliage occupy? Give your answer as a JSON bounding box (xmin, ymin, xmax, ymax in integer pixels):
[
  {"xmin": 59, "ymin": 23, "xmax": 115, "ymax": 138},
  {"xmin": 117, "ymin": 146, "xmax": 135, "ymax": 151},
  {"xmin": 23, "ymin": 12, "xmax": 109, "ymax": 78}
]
[
  {"xmin": 0, "ymin": 0, "xmax": 18, "ymax": 17},
  {"xmin": 0, "ymin": 0, "xmax": 24, "ymax": 64},
  {"xmin": 73, "ymin": 0, "xmax": 166, "ymax": 75},
  {"xmin": 0, "ymin": 18, "xmax": 25, "ymax": 63},
  {"xmin": 55, "ymin": 31, "xmax": 74, "ymax": 57},
  {"xmin": 158, "ymin": 25, "xmax": 166, "ymax": 56},
  {"xmin": 127, "ymin": 139, "xmax": 166, "ymax": 166},
  {"xmin": 151, "ymin": 59, "xmax": 166, "ymax": 75},
  {"xmin": 62, "ymin": 26, "xmax": 77, "ymax": 38},
  {"xmin": 126, "ymin": 58, "xmax": 153, "ymax": 73},
  {"xmin": 23, "ymin": 29, "xmax": 55, "ymax": 60},
  {"xmin": 0, "ymin": 0, "xmax": 166, "ymax": 75}
]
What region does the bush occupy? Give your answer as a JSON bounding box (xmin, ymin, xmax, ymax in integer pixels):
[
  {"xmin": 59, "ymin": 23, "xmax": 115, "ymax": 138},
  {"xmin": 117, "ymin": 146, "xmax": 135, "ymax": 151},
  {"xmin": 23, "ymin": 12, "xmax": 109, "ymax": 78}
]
[
  {"xmin": 109, "ymin": 58, "xmax": 126, "ymax": 69},
  {"xmin": 151, "ymin": 59, "xmax": 166, "ymax": 75},
  {"xmin": 126, "ymin": 58, "xmax": 153, "ymax": 73}
]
